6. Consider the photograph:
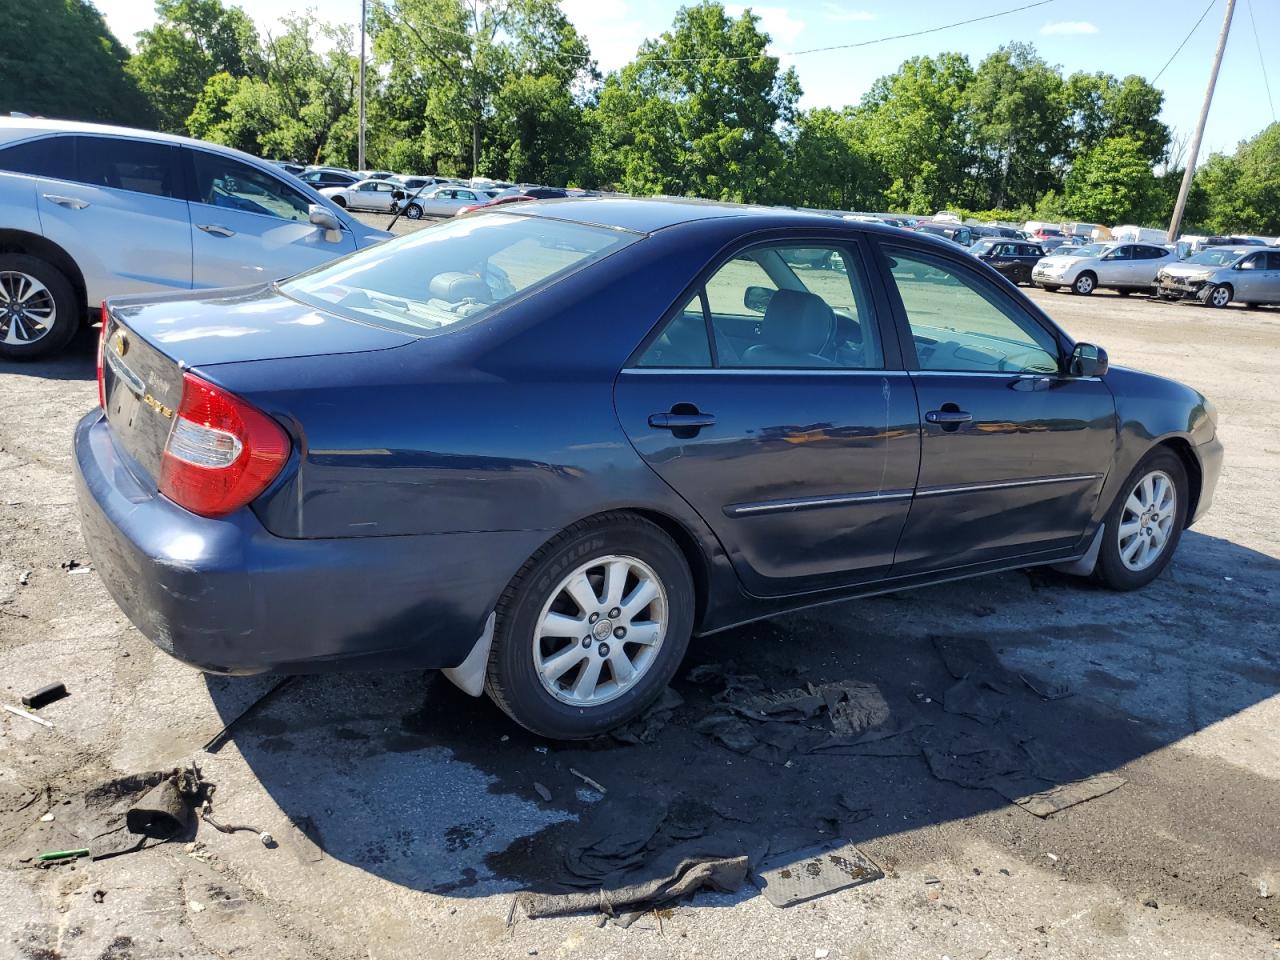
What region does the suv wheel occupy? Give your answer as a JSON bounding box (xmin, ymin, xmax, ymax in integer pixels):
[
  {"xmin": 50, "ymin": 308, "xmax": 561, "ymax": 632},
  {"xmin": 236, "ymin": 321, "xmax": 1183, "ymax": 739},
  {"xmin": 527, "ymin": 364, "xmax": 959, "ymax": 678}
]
[
  {"xmin": 0, "ymin": 255, "xmax": 79, "ymax": 360},
  {"xmin": 1206, "ymin": 284, "xmax": 1232, "ymax": 308},
  {"xmin": 1071, "ymin": 272, "xmax": 1096, "ymax": 295},
  {"xmin": 484, "ymin": 514, "xmax": 694, "ymax": 739}
]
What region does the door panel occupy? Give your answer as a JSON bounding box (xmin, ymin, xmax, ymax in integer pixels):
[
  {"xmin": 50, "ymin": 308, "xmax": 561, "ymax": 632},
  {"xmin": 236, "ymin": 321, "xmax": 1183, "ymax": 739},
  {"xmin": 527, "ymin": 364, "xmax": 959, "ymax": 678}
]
[
  {"xmin": 187, "ymin": 149, "xmax": 356, "ymax": 288},
  {"xmin": 881, "ymin": 244, "xmax": 1117, "ymax": 572},
  {"xmin": 616, "ymin": 370, "xmax": 921, "ymax": 595}
]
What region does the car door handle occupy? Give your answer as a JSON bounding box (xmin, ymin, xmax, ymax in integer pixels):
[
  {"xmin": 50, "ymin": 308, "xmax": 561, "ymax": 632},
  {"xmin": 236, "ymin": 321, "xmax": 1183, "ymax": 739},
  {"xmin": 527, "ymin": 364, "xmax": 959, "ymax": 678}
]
[
  {"xmin": 196, "ymin": 223, "xmax": 236, "ymax": 237},
  {"xmin": 42, "ymin": 194, "xmax": 89, "ymax": 210},
  {"xmin": 648, "ymin": 412, "xmax": 716, "ymax": 430},
  {"xmin": 925, "ymin": 409, "xmax": 973, "ymax": 424}
]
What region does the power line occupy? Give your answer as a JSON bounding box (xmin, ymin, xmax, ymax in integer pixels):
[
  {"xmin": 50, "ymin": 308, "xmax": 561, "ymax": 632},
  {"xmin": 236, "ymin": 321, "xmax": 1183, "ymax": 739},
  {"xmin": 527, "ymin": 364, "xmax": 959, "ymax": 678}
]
[
  {"xmin": 379, "ymin": 0, "xmax": 1059, "ymax": 66},
  {"xmin": 1245, "ymin": 0, "xmax": 1276, "ymax": 123},
  {"xmin": 1154, "ymin": 0, "xmax": 1216, "ymax": 83}
]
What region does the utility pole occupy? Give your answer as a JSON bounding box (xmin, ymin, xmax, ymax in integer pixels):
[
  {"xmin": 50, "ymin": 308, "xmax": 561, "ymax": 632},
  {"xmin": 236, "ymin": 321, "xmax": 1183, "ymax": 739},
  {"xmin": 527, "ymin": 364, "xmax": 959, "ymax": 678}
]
[
  {"xmin": 358, "ymin": 0, "xmax": 367, "ymax": 171},
  {"xmin": 1167, "ymin": 0, "xmax": 1236, "ymax": 242}
]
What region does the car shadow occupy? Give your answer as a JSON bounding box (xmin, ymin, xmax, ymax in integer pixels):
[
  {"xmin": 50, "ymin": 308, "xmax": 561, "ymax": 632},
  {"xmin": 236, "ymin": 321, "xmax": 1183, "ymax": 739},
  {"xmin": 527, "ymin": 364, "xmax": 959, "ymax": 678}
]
[
  {"xmin": 1, "ymin": 320, "xmax": 98, "ymax": 380},
  {"xmin": 204, "ymin": 528, "xmax": 1280, "ymax": 922}
]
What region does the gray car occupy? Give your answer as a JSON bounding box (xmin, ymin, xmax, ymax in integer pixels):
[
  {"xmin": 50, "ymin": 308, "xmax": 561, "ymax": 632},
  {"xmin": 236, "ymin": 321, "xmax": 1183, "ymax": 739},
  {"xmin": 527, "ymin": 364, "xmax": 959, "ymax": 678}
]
[
  {"xmin": 1156, "ymin": 246, "xmax": 1280, "ymax": 308},
  {"xmin": 0, "ymin": 118, "xmax": 389, "ymax": 359},
  {"xmin": 401, "ymin": 186, "xmax": 498, "ymax": 219}
]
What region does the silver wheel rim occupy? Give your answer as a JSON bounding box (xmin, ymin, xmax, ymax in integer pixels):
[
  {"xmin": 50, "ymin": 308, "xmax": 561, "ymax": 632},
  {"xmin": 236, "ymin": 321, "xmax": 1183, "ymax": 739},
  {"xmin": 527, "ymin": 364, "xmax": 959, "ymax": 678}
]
[
  {"xmin": 407, "ymin": 206, "xmax": 420, "ymax": 218},
  {"xmin": 533, "ymin": 554, "xmax": 668, "ymax": 707},
  {"xmin": 1210, "ymin": 287, "xmax": 1230, "ymax": 307},
  {"xmin": 0, "ymin": 271, "xmax": 55, "ymax": 345},
  {"xmin": 1118, "ymin": 469, "xmax": 1177, "ymax": 572},
  {"xmin": 1076, "ymin": 275, "xmax": 1093, "ymax": 293}
]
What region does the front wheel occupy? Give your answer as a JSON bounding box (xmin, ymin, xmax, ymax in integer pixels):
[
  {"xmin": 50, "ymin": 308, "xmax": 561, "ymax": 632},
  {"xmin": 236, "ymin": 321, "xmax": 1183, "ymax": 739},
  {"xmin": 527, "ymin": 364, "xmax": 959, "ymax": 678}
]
[
  {"xmin": 1072, "ymin": 272, "xmax": 1096, "ymax": 295},
  {"xmin": 484, "ymin": 514, "xmax": 694, "ymax": 739},
  {"xmin": 1094, "ymin": 449, "xmax": 1188, "ymax": 590},
  {"xmin": 1206, "ymin": 284, "xmax": 1232, "ymax": 308},
  {"xmin": 404, "ymin": 203, "xmax": 423, "ymax": 220}
]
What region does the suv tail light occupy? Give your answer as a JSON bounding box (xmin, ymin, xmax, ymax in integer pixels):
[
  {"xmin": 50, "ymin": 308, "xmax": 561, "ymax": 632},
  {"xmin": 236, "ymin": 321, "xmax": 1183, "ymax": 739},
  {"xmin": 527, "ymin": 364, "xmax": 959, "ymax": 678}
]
[
  {"xmin": 159, "ymin": 372, "xmax": 290, "ymax": 517},
  {"xmin": 96, "ymin": 302, "xmax": 108, "ymax": 409}
]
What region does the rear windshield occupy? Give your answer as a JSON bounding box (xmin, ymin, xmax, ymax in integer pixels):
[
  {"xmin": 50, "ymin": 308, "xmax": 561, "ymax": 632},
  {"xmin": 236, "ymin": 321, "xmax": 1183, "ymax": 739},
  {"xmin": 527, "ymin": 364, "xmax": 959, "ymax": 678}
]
[{"xmin": 280, "ymin": 212, "xmax": 637, "ymax": 335}]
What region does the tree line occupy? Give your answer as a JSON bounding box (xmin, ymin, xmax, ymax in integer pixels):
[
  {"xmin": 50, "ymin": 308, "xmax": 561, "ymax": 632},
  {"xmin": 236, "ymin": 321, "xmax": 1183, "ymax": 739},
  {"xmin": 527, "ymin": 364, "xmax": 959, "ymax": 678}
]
[{"xmin": 4, "ymin": 0, "xmax": 1279, "ymax": 235}]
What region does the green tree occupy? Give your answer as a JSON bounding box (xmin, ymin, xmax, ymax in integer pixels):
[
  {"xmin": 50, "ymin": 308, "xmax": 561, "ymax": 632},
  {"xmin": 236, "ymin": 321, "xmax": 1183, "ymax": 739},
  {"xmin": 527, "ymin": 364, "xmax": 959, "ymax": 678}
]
[
  {"xmin": 785, "ymin": 108, "xmax": 878, "ymax": 210},
  {"xmin": 851, "ymin": 53, "xmax": 974, "ymax": 214},
  {"xmin": 1195, "ymin": 123, "xmax": 1280, "ymax": 235},
  {"xmin": 127, "ymin": 0, "xmax": 260, "ymax": 133},
  {"xmin": 1063, "ymin": 135, "xmax": 1159, "ymax": 224},
  {"xmin": 592, "ymin": 2, "xmax": 800, "ymax": 202},
  {"xmin": 0, "ymin": 0, "xmax": 152, "ymax": 125},
  {"xmin": 1065, "ymin": 71, "xmax": 1169, "ymax": 164},
  {"xmin": 966, "ymin": 43, "xmax": 1067, "ymax": 209}
]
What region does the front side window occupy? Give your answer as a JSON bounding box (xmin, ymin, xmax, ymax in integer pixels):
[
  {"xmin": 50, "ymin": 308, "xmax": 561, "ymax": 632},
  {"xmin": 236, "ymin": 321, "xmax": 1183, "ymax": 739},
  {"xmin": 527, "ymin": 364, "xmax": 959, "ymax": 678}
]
[
  {"xmin": 190, "ymin": 151, "xmax": 311, "ymax": 222},
  {"xmin": 886, "ymin": 247, "xmax": 1059, "ymax": 374},
  {"xmin": 1238, "ymin": 254, "xmax": 1264, "ymax": 270},
  {"xmin": 75, "ymin": 136, "xmax": 179, "ymax": 198},
  {"xmin": 637, "ymin": 242, "xmax": 883, "ymax": 370},
  {"xmin": 282, "ymin": 212, "xmax": 637, "ymax": 335},
  {"xmin": 0, "ymin": 136, "xmax": 74, "ymax": 180}
]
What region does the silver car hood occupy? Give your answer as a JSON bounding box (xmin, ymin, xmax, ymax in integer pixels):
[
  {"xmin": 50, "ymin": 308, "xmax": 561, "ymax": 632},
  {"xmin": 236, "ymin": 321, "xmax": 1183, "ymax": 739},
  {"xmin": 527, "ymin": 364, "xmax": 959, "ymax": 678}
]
[{"xmin": 1160, "ymin": 262, "xmax": 1216, "ymax": 278}]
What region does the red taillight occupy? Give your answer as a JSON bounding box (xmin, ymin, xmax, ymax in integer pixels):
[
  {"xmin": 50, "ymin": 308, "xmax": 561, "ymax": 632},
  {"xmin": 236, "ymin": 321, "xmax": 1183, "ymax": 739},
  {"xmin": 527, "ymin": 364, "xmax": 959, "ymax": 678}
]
[
  {"xmin": 97, "ymin": 302, "xmax": 109, "ymax": 409},
  {"xmin": 159, "ymin": 372, "xmax": 290, "ymax": 517}
]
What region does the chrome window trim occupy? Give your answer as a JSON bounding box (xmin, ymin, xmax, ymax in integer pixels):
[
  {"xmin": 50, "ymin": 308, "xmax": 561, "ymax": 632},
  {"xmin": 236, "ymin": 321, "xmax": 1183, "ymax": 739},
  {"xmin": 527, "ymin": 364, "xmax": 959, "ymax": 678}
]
[{"xmin": 619, "ymin": 367, "xmax": 908, "ymax": 377}]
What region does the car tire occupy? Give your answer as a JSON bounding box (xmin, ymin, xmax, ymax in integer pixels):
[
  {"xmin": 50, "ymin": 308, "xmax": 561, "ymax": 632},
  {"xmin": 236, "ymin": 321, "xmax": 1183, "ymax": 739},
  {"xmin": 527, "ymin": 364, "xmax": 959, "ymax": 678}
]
[
  {"xmin": 1206, "ymin": 284, "xmax": 1232, "ymax": 308},
  {"xmin": 484, "ymin": 513, "xmax": 695, "ymax": 739},
  {"xmin": 405, "ymin": 203, "xmax": 423, "ymax": 220},
  {"xmin": 0, "ymin": 254, "xmax": 80, "ymax": 361},
  {"xmin": 1072, "ymin": 272, "xmax": 1096, "ymax": 296},
  {"xmin": 1093, "ymin": 449, "xmax": 1188, "ymax": 591}
]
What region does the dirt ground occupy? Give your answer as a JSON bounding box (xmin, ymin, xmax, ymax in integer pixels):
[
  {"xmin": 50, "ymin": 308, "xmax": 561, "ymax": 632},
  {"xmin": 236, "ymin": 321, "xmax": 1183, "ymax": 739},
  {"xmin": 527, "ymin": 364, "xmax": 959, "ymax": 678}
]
[{"xmin": 1, "ymin": 242, "xmax": 1278, "ymax": 959}]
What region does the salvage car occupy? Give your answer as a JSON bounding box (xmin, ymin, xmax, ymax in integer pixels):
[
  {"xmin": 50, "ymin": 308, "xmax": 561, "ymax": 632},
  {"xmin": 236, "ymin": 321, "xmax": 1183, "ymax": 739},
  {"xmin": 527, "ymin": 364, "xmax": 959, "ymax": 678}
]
[
  {"xmin": 319, "ymin": 177, "xmax": 400, "ymax": 213},
  {"xmin": 399, "ymin": 185, "xmax": 498, "ymax": 219},
  {"xmin": 1156, "ymin": 246, "xmax": 1280, "ymax": 308},
  {"xmin": 969, "ymin": 238, "xmax": 1046, "ymax": 285},
  {"xmin": 1032, "ymin": 241, "xmax": 1176, "ymax": 295},
  {"xmin": 75, "ymin": 199, "xmax": 1222, "ymax": 739},
  {"xmin": 0, "ymin": 118, "xmax": 387, "ymax": 359}
]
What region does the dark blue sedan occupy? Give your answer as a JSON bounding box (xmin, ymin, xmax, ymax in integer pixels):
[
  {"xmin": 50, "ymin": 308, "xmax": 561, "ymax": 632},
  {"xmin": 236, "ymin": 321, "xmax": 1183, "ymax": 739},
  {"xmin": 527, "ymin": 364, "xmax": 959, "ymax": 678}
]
[{"xmin": 75, "ymin": 199, "xmax": 1223, "ymax": 739}]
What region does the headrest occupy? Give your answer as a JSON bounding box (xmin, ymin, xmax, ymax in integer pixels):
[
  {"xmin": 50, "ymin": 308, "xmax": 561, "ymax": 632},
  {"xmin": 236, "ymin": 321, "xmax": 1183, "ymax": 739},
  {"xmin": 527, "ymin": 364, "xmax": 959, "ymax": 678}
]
[
  {"xmin": 761, "ymin": 289, "xmax": 834, "ymax": 355},
  {"xmin": 429, "ymin": 271, "xmax": 489, "ymax": 302}
]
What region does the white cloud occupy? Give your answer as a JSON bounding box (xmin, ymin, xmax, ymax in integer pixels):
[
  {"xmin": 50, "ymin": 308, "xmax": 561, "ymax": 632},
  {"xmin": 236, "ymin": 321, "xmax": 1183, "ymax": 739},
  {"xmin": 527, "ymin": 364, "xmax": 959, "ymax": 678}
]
[
  {"xmin": 559, "ymin": 0, "xmax": 648, "ymax": 72},
  {"xmin": 1040, "ymin": 20, "xmax": 1100, "ymax": 36},
  {"xmin": 821, "ymin": 3, "xmax": 877, "ymax": 23},
  {"xmin": 725, "ymin": 5, "xmax": 806, "ymax": 51}
]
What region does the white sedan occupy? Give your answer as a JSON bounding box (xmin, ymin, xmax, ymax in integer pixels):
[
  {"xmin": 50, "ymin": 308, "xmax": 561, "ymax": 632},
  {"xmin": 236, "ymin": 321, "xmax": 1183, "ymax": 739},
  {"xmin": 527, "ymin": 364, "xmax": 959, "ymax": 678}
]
[
  {"xmin": 1032, "ymin": 241, "xmax": 1177, "ymax": 296},
  {"xmin": 319, "ymin": 178, "xmax": 401, "ymax": 213}
]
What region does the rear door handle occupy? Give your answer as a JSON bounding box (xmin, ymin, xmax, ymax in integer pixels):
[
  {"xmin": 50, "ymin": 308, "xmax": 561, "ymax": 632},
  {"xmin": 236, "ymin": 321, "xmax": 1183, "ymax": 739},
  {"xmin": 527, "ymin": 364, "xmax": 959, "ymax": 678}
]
[
  {"xmin": 196, "ymin": 223, "xmax": 236, "ymax": 237},
  {"xmin": 648, "ymin": 413, "xmax": 716, "ymax": 430},
  {"xmin": 925, "ymin": 409, "xmax": 973, "ymax": 424},
  {"xmin": 42, "ymin": 194, "xmax": 90, "ymax": 210}
]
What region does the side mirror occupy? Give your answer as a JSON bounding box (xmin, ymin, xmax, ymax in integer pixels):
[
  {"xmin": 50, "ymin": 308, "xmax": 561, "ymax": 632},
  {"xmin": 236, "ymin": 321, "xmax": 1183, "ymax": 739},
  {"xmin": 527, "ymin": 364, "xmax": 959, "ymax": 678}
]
[
  {"xmin": 308, "ymin": 204, "xmax": 343, "ymax": 242},
  {"xmin": 743, "ymin": 285, "xmax": 775, "ymax": 313},
  {"xmin": 1069, "ymin": 342, "xmax": 1109, "ymax": 377}
]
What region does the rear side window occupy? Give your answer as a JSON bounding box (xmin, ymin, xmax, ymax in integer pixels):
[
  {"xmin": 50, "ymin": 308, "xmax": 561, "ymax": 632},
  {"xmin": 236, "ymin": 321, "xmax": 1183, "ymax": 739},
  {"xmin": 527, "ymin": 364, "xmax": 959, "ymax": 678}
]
[
  {"xmin": 0, "ymin": 136, "xmax": 73, "ymax": 179},
  {"xmin": 1268, "ymin": 253, "xmax": 1280, "ymax": 270},
  {"xmin": 74, "ymin": 136, "xmax": 180, "ymax": 198}
]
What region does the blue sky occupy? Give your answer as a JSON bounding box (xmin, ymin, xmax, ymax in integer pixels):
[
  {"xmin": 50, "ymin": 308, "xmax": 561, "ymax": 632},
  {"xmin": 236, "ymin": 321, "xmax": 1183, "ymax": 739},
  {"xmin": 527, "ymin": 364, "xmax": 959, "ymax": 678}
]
[{"xmin": 95, "ymin": 0, "xmax": 1278, "ymax": 157}]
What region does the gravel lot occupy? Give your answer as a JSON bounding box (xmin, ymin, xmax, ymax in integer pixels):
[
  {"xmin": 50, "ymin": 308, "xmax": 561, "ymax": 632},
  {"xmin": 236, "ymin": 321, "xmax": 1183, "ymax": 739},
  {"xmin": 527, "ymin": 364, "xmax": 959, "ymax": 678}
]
[{"xmin": 1, "ymin": 238, "xmax": 1278, "ymax": 960}]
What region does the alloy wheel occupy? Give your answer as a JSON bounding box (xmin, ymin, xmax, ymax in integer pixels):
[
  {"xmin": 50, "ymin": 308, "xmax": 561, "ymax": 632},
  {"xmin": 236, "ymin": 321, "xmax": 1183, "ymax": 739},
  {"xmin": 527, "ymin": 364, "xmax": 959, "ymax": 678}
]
[
  {"xmin": 1209, "ymin": 286, "xmax": 1231, "ymax": 307},
  {"xmin": 1117, "ymin": 469, "xmax": 1177, "ymax": 572},
  {"xmin": 0, "ymin": 271, "xmax": 55, "ymax": 345},
  {"xmin": 532, "ymin": 554, "xmax": 668, "ymax": 707},
  {"xmin": 1074, "ymin": 274, "xmax": 1094, "ymax": 294}
]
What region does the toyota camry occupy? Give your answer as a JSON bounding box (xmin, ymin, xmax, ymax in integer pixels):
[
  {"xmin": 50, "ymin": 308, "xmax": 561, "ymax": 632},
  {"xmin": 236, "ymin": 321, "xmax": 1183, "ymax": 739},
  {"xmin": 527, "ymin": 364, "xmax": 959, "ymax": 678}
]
[{"xmin": 75, "ymin": 199, "xmax": 1223, "ymax": 739}]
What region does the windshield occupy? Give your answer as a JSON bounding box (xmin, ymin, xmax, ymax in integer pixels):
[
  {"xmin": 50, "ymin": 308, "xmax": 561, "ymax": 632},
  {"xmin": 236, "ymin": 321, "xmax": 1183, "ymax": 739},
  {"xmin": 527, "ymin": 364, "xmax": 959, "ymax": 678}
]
[
  {"xmin": 1187, "ymin": 248, "xmax": 1247, "ymax": 265},
  {"xmin": 970, "ymin": 240, "xmax": 997, "ymax": 253},
  {"xmin": 1064, "ymin": 243, "xmax": 1107, "ymax": 258},
  {"xmin": 281, "ymin": 213, "xmax": 638, "ymax": 335}
]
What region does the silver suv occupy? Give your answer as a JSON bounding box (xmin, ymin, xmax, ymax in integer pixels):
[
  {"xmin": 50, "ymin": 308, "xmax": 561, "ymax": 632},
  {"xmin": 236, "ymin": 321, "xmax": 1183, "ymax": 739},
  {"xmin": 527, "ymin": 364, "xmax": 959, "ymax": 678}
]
[
  {"xmin": 0, "ymin": 119, "xmax": 389, "ymax": 359},
  {"xmin": 1156, "ymin": 246, "xmax": 1280, "ymax": 308},
  {"xmin": 1031, "ymin": 241, "xmax": 1176, "ymax": 296}
]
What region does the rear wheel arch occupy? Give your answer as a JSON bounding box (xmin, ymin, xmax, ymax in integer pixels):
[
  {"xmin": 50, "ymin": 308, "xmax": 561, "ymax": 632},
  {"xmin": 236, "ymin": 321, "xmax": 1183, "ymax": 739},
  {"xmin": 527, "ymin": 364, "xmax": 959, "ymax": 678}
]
[{"xmin": 0, "ymin": 229, "xmax": 87, "ymax": 315}]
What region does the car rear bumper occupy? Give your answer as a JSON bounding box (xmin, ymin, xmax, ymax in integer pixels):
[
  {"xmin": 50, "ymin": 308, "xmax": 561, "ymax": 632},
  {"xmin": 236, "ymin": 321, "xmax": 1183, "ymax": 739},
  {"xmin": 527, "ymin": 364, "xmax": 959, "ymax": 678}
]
[{"xmin": 73, "ymin": 411, "xmax": 542, "ymax": 674}]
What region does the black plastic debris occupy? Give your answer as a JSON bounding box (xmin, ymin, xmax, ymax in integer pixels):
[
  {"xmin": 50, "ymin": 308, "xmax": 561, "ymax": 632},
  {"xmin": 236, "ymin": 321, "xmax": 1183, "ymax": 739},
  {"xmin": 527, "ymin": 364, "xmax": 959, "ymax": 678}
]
[
  {"xmin": 77, "ymin": 766, "xmax": 210, "ymax": 858},
  {"xmin": 21, "ymin": 683, "xmax": 68, "ymax": 710},
  {"xmin": 610, "ymin": 688, "xmax": 684, "ymax": 745}
]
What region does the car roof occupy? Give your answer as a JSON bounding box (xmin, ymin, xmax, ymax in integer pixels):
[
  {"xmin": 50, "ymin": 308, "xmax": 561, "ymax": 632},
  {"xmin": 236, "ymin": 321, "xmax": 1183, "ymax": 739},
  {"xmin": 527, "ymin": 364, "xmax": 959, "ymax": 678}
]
[{"xmin": 508, "ymin": 196, "xmax": 866, "ymax": 235}]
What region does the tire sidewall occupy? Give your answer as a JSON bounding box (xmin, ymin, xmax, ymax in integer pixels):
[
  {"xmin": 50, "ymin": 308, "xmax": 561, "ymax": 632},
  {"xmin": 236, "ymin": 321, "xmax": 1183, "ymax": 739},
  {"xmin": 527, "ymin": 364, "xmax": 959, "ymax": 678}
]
[
  {"xmin": 1096, "ymin": 449, "xmax": 1189, "ymax": 590},
  {"xmin": 488, "ymin": 520, "xmax": 694, "ymax": 739},
  {"xmin": 1073, "ymin": 272, "xmax": 1095, "ymax": 295},
  {"xmin": 1208, "ymin": 285, "xmax": 1231, "ymax": 308},
  {"xmin": 0, "ymin": 254, "xmax": 79, "ymax": 360},
  {"xmin": 406, "ymin": 204, "xmax": 422, "ymax": 219}
]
